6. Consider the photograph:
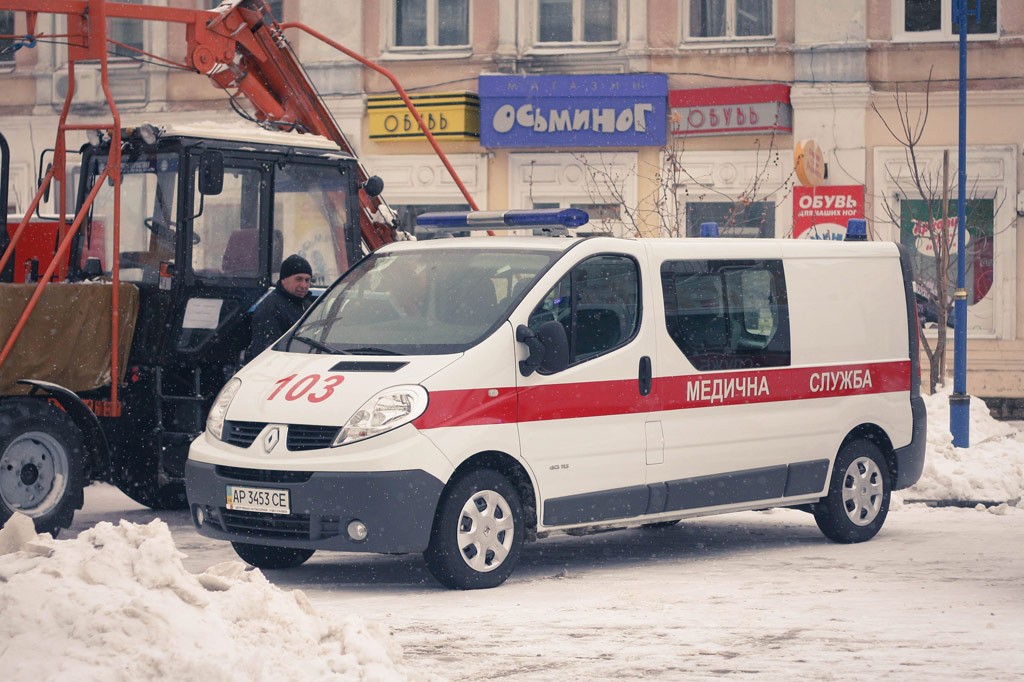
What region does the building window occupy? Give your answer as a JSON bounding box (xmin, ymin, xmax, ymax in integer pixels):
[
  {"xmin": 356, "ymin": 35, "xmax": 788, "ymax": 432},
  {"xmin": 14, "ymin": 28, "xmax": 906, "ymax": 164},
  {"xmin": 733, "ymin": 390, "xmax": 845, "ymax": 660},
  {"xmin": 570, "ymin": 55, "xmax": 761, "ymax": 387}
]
[
  {"xmin": 394, "ymin": 0, "xmax": 470, "ymax": 48},
  {"xmin": 395, "ymin": 203, "xmax": 471, "ymax": 239},
  {"xmin": 899, "ymin": 198, "xmax": 994, "ymax": 322},
  {"xmin": 108, "ymin": 0, "xmax": 144, "ymax": 59},
  {"xmin": 538, "ymin": 0, "xmax": 618, "ymax": 43},
  {"xmin": 510, "ymin": 153, "xmax": 636, "ymax": 238},
  {"xmin": 874, "ymin": 145, "xmax": 1016, "ymax": 338},
  {"xmin": 1, "ymin": 11, "xmax": 14, "ymax": 64},
  {"xmin": 684, "ymin": 201, "xmax": 775, "ymax": 238},
  {"xmin": 684, "ymin": 0, "xmax": 773, "ymax": 42},
  {"xmin": 897, "ymin": 0, "xmax": 997, "ymax": 40}
]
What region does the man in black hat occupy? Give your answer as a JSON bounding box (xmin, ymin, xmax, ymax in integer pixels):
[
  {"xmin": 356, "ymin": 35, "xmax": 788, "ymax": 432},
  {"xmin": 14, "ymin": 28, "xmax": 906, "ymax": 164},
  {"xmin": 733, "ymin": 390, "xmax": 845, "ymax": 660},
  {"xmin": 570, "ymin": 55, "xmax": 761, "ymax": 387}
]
[{"xmin": 248, "ymin": 253, "xmax": 314, "ymax": 359}]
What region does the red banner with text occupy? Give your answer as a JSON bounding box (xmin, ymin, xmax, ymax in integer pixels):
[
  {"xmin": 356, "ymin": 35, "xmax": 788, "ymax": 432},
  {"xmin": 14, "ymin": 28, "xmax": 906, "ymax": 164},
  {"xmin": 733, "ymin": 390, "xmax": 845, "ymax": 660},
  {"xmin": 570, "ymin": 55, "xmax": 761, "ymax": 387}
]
[{"xmin": 793, "ymin": 185, "xmax": 865, "ymax": 240}]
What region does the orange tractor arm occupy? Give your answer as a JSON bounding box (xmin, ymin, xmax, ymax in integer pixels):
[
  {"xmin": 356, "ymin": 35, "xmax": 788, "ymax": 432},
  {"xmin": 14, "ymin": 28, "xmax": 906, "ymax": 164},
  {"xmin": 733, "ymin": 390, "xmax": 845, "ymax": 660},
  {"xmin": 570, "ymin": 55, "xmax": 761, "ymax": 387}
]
[{"xmin": 0, "ymin": 0, "xmax": 479, "ymax": 248}]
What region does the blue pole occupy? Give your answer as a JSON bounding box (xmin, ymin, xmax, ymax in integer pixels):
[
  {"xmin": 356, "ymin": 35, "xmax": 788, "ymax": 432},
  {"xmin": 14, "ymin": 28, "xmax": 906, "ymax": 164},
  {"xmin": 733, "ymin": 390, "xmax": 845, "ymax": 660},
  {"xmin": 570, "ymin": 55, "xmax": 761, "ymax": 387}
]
[{"xmin": 950, "ymin": 0, "xmax": 976, "ymax": 447}]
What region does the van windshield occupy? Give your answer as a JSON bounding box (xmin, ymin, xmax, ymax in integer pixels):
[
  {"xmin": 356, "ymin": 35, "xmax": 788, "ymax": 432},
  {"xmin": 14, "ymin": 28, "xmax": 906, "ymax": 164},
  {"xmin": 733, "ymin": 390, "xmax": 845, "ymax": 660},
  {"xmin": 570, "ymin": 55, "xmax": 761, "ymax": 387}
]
[{"xmin": 289, "ymin": 247, "xmax": 561, "ymax": 355}]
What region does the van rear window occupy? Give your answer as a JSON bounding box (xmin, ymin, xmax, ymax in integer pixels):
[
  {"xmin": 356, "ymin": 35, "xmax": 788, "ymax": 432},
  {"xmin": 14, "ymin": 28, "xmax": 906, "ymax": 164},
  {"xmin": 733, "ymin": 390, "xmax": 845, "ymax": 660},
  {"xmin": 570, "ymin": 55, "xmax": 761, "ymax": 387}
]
[{"xmin": 661, "ymin": 259, "xmax": 790, "ymax": 371}]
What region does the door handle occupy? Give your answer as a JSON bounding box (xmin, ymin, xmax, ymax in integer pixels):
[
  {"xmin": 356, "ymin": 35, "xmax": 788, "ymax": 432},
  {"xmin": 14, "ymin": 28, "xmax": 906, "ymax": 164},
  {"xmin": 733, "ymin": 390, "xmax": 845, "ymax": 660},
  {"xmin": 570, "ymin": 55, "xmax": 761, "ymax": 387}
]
[{"xmin": 639, "ymin": 355, "xmax": 652, "ymax": 396}]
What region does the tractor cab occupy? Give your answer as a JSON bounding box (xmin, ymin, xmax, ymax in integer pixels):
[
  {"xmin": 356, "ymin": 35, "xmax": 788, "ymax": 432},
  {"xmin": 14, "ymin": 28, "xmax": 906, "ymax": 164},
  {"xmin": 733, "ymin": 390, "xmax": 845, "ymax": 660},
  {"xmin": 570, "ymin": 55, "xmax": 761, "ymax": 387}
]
[{"xmin": 1, "ymin": 122, "xmax": 374, "ymax": 510}]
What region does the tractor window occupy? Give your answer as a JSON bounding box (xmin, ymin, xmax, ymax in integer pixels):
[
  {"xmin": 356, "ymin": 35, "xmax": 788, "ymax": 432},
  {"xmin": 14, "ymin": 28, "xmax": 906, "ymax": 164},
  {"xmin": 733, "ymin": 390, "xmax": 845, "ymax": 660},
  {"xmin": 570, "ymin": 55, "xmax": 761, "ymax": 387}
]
[
  {"xmin": 190, "ymin": 165, "xmax": 264, "ymax": 282},
  {"xmin": 272, "ymin": 162, "xmax": 355, "ymax": 286},
  {"xmin": 86, "ymin": 152, "xmax": 180, "ymax": 285}
]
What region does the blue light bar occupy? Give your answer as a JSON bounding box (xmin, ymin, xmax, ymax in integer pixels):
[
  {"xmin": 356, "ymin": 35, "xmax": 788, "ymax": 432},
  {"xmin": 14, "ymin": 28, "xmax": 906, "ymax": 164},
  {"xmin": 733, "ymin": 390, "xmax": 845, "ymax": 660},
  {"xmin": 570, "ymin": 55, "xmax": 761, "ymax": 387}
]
[
  {"xmin": 845, "ymin": 218, "xmax": 867, "ymax": 241},
  {"xmin": 699, "ymin": 222, "xmax": 719, "ymax": 237},
  {"xmin": 416, "ymin": 207, "xmax": 590, "ymax": 230}
]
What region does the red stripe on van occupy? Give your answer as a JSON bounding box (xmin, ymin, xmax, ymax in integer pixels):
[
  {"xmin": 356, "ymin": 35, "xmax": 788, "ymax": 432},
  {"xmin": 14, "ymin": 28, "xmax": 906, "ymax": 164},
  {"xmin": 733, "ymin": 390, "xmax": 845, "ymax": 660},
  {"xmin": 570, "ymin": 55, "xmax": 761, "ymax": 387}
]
[
  {"xmin": 420, "ymin": 387, "xmax": 519, "ymax": 429},
  {"xmin": 413, "ymin": 360, "xmax": 911, "ymax": 430},
  {"xmin": 657, "ymin": 360, "xmax": 911, "ymax": 411}
]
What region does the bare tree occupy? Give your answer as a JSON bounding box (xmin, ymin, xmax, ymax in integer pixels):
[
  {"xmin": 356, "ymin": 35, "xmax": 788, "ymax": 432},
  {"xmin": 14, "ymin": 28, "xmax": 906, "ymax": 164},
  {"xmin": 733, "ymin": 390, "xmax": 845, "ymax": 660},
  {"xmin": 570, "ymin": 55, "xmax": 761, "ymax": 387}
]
[
  {"xmin": 571, "ymin": 125, "xmax": 794, "ymax": 239},
  {"xmin": 873, "ymin": 75, "xmax": 1006, "ymax": 392}
]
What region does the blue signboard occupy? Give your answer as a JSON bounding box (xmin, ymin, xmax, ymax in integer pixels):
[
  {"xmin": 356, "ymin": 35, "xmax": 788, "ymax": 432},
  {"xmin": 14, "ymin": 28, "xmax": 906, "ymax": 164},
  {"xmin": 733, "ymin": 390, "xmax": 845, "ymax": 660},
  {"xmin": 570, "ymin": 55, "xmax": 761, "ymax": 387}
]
[{"xmin": 479, "ymin": 74, "xmax": 668, "ymax": 149}]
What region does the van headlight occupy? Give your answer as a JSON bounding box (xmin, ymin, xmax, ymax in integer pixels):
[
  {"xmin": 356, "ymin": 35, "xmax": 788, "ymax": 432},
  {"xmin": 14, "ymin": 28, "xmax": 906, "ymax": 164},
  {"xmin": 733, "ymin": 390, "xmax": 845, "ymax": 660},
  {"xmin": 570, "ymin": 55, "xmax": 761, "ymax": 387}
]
[
  {"xmin": 207, "ymin": 378, "xmax": 242, "ymax": 441},
  {"xmin": 333, "ymin": 385, "xmax": 428, "ymax": 447}
]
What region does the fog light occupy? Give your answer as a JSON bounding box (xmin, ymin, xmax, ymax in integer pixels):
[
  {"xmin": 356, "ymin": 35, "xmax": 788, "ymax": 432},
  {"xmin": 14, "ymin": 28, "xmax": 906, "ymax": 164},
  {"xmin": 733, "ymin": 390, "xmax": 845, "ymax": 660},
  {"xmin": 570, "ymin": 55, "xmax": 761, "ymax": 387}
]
[
  {"xmin": 194, "ymin": 505, "xmax": 206, "ymax": 527},
  {"xmin": 347, "ymin": 520, "xmax": 368, "ymax": 542}
]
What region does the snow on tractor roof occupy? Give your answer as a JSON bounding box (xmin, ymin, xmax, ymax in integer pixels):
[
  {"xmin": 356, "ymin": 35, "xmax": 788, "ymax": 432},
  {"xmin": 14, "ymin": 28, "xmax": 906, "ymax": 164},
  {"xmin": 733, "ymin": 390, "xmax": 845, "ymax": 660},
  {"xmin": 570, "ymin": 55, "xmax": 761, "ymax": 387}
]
[{"xmin": 146, "ymin": 120, "xmax": 351, "ymax": 153}]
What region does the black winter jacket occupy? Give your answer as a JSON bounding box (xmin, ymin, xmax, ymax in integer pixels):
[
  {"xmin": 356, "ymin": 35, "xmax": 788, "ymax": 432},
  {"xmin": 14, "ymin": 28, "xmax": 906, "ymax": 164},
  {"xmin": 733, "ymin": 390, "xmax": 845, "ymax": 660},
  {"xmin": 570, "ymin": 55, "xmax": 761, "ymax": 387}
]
[{"xmin": 248, "ymin": 282, "xmax": 312, "ymax": 359}]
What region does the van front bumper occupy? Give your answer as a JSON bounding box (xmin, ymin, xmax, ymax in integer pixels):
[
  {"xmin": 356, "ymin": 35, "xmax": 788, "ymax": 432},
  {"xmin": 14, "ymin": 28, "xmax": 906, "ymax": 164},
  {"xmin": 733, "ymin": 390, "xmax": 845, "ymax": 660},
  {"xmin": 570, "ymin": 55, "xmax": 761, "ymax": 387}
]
[{"xmin": 185, "ymin": 460, "xmax": 445, "ymax": 553}]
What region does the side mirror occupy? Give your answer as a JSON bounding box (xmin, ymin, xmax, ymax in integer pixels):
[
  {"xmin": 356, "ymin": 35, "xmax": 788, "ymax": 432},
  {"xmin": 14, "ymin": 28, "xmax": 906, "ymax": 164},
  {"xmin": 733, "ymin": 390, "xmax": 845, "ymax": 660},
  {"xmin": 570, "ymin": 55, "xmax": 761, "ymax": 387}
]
[
  {"xmin": 516, "ymin": 321, "xmax": 569, "ymax": 376},
  {"xmin": 199, "ymin": 150, "xmax": 224, "ymax": 196},
  {"xmin": 361, "ymin": 175, "xmax": 384, "ymax": 198}
]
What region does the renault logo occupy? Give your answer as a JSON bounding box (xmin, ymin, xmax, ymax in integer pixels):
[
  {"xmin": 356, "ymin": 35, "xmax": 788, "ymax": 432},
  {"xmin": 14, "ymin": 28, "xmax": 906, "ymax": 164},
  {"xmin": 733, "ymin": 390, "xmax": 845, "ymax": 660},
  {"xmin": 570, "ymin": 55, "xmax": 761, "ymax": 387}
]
[{"xmin": 262, "ymin": 427, "xmax": 280, "ymax": 453}]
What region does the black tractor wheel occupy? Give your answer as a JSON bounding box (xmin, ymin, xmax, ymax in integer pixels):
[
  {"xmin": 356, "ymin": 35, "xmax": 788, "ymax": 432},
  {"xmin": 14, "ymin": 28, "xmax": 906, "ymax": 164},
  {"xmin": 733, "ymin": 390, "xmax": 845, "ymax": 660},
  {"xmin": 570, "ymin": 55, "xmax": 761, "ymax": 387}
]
[
  {"xmin": 424, "ymin": 468, "xmax": 525, "ymax": 590},
  {"xmin": 814, "ymin": 439, "xmax": 892, "ymax": 544},
  {"xmin": 231, "ymin": 542, "xmax": 315, "ymax": 570},
  {"xmin": 0, "ymin": 398, "xmax": 87, "ymax": 537}
]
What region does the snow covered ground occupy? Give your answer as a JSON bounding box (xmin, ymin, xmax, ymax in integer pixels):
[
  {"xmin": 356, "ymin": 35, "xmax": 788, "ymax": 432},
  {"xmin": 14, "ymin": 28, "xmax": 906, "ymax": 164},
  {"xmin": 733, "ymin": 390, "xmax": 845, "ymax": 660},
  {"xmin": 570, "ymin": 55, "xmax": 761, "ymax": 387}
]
[{"xmin": 2, "ymin": 389, "xmax": 1023, "ymax": 681}]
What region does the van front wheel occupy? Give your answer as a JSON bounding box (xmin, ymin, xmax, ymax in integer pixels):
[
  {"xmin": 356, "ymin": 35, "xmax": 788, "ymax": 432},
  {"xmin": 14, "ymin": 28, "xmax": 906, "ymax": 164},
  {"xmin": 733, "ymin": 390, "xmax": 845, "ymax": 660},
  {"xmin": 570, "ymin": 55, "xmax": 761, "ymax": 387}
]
[
  {"xmin": 814, "ymin": 440, "xmax": 891, "ymax": 544},
  {"xmin": 424, "ymin": 469, "xmax": 524, "ymax": 590}
]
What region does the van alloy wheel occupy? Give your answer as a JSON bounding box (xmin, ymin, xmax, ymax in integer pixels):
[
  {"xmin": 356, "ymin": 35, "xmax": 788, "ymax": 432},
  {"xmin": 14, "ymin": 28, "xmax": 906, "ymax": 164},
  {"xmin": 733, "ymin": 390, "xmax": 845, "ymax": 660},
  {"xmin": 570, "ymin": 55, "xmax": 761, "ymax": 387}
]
[
  {"xmin": 841, "ymin": 456, "xmax": 885, "ymax": 526},
  {"xmin": 456, "ymin": 489, "xmax": 515, "ymax": 573},
  {"xmin": 814, "ymin": 439, "xmax": 891, "ymax": 544},
  {"xmin": 425, "ymin": 469, "xmax": 525, "ymax": 590}
]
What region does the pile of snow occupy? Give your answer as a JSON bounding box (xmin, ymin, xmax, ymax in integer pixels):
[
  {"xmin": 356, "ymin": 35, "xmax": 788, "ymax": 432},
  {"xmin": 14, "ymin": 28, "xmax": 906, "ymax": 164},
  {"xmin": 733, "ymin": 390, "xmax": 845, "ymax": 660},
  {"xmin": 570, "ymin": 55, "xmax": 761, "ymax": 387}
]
[
  {"xmin": 895, "ymin": 388, "xmax": 1024, "ymax": 506},
  {"xmin": 0, "ymin": 515, "xmax": 435, "ymax": 681}
]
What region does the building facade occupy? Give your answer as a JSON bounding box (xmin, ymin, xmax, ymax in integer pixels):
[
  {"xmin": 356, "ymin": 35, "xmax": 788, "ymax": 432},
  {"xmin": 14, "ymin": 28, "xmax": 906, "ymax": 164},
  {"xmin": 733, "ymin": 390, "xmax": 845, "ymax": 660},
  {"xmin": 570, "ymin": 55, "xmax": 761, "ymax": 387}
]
[{"xmin": 1, "ymin": 0, "xmax": 1023, "ymax": 409}]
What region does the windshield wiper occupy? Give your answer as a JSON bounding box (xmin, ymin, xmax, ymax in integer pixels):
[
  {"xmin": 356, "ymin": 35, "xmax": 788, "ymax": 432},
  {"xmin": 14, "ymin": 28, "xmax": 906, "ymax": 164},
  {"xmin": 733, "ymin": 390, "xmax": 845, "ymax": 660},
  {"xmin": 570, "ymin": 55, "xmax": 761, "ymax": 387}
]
[
  {"xmin": 292, "ymin": 335, "xmax": 346, "ymax": 355},
  {"xmin": 340, "ymin": 346, "xmax": 404, "ymax": 356}
]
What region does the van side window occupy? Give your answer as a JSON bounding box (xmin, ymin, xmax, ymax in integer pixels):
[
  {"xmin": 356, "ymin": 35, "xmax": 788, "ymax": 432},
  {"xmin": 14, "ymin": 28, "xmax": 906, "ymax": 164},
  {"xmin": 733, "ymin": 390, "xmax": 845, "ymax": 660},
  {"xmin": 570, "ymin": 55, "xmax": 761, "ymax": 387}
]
[
  {"xmin": 530, "ymin": 254, "xmax": 641, "ymax": 366},
  {"xmin": 662, "ymin": 259, "xmax": 790, "ymax": 371}
]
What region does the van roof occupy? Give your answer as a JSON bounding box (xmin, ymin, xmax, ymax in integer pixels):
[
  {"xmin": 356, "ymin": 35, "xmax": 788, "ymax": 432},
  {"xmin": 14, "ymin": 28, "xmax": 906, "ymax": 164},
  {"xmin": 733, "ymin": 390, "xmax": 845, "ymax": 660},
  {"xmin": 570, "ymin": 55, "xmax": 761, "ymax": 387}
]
[
  {"xmin": 381, "ymin": 237, "xmax": 579, "ymax": 253},
  {"xmin": 382, "ymin": 236, "xmax": 900, "ymax": 259}
]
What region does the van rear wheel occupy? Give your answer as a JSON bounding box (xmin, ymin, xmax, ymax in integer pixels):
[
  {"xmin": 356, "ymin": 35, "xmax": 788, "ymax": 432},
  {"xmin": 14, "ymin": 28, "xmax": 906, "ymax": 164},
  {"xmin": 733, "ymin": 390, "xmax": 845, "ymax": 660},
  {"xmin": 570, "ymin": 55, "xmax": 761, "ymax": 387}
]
[
  {"xmin": 231, "ymin": 542, "xmax": 315, "ymax": 569},
  {"xmin": 814, "ymin": 440, "xmax": 891, "ymax": 544},
  {"xmin": 424, "ymin": 469, "xmax": 524, "ymax": 590}
]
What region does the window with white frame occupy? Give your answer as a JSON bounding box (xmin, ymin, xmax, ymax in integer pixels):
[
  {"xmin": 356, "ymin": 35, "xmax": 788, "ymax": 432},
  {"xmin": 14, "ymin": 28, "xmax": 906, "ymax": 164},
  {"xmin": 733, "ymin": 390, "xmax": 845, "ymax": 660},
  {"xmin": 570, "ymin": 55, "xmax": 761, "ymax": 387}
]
[
  {"xmin": 393, "ymin": 0, "xmax": 470, "ymax": 49},
  {"xmin": 895, "ymin": 0, "xmax": 997, "ymax": 41},
  {"xmin": 537, "ymin": 0, "xmax": 619, "ymax": 44},
  {"xmin": 683, "ymin": 201, "xmax": 774, "ymax": 238},
  {"xmin": 874, "ymin": 145, "xmax": 1016, "ymax": 338},
  {"xmin": 683, "ymin": 0, "xmax": 773, "ymax": 43},
  {"xmin": 510, "ymin": 153, "xmax": 635, "ymax": 237},
  {"xmin": 669, "ymin": 149, "xmax": 791, "ymax": 239}
]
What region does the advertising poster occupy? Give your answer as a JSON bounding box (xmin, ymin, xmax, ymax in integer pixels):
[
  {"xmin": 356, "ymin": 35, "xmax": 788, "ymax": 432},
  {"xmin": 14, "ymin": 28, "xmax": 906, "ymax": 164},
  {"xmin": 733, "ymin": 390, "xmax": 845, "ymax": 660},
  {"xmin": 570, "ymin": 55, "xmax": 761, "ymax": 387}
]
[
  {"xmin": 899, "ymin": 198, "xmax": 994, "ymax": 306},
  {"xmin": 792, "ymin": 185, "xmax": 864, "ymax": 240}
]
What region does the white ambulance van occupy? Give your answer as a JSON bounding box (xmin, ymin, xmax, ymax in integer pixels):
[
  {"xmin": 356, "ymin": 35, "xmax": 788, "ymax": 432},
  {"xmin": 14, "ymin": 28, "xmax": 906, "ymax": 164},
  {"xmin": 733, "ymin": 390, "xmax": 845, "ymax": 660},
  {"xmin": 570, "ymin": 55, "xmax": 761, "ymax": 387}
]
[{"xmin": 186, "ymin": 209, "xmax": 926, "ymax": 589}]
